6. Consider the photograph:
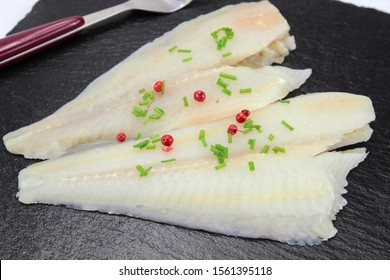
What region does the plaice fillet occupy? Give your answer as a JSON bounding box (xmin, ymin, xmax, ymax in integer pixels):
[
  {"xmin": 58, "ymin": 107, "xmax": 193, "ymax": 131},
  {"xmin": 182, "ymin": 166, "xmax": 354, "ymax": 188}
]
[
  {"xmin": 3, "ymin": 1, "xmax": 297, "ymax": 160},
  {"xmin": 17, "ymin": 93, "xmax": 375, "ymax": 244}
]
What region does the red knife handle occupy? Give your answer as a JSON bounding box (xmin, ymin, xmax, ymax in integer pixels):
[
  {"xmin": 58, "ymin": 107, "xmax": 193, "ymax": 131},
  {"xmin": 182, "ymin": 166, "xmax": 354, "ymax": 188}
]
[{"xmin": 0, "ymin": 16, "xmax": 85, "ymax": 68}]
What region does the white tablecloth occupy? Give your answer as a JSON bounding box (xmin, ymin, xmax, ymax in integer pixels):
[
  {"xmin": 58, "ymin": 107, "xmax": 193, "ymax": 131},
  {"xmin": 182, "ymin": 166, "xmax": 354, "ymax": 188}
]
[{"xmin": 0, "ymin": 0, "xmax": 389, "ymax": 38}]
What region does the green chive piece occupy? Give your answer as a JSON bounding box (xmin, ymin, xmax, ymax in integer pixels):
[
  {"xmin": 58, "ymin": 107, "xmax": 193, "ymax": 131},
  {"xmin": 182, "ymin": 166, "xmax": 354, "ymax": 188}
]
[
  {"xmin": 183, "ymin": 96, "xmax": 189, "ymax": 107},
  {"xmin": 217, "ymin": 78, "xmax": 229, "ymax": 88},
  {"xmin": 211, "ymin": 27, "xmax": 234, "ymax": 50},
  {"xmin": 142, "ymin": 92, "xmax": 150, "ymax": 100},
  {"xmin": 219, "ymin": 72, "xmax": 237, "ymax": 81},
  {"xmin": 149, "ymin": 114, "xmax": 161, "ymax": 120},
  {"xmin": 141, "ymin": 109, "xmax": 148, "ymax": 117},
  {"xmin": 136, "ymin": 165, "xmax": 147, "ymax": 176},
  {"xmin": 222, "ymin": 88, "xmax": 232, "ymax": 96},
  {"xmin": 138, "ymin": 100, "xmax": 149, "ymax": 106},
  {"xmin": 215, "ymin": 144, "xmax": 229, "ymax": 158},
  {"xmin": 135, "ymin": 132, "xmax": 141, "ymax": 140},
  {"xmin": 161, "ymin": 158, "xmax": 176, "ymax": 163},
  {"xmin": 248, "ymin": 139, "xmax": 256, "ymax": 150},
  {"xmin": 243, "ymin": 119, "xmax": 253, "ymax": 128},
  {"xmin": 169, "ymin": 45, "xmax": 178, "ymax": 52},
  {"xmin": 143, "ymin": 115, "xmax": 151, "ymax": 125},
  {"xmin": 138, "ymin": 88, "xmax": 146, "ymax": 94},
  {"xmin": 261, "ymin": 144, "xmax": 270, "ymax": 154},
  {"xmin": 150, "ymin": 135, "xmax": 161, "ymax": 143},
  {"xmin": 182, "ymin": 57, "xmax": 192, "ymax": 63},
  {"xmin": 146, "ymin": 144, "xmax": 156, "ymax": 150},
  {"xmin": 201, "ymin": 138, "xmax": 207, "ymax": 147},
  {"xmin": 134, "ymin": 139, "xmax": 150, "ymax": 149},
  {"xmin": 243, "ymin": 128, "xmax": 253, "ymax": 134},
  {"xmin": 132, "ymin": 106, "xmax": 143, "ymax": 114},
  {"xmin": 215, "ymin": 162, "xmax": 227, "ymax": 170},
  {"xmin": 281, "ymin": 120, "xmax": 294, "ymax": 131},
  {"xmin": 268, "ymin": 134, "xmax": 275, "ymax": 141},
  {"xmin": 149, "ymin": 91, "xmax": 155, "ymax": 100},
  {"xmin": 146, "ymin": 166, "xmax": 152, "ymax": 173},
  {"xmin": 177, "ymin": 49, "xmax": 192, "ymax": 53},
  {"xmin": 154, "ymin": 107, "xmax": 165, "ymax": 116},
  {"xmin": 252, "ymin": 125, "xmax": 262, "ymax": 133},
  {"xmin": 222, "ymin": 52, "xmax": 232, "ymax": 57},
  {"xmin": 280, "ymin": 100, "xmax": 290, "ymax": 104},
  {"xmin": 248, "ymin": 161, "xmax": 255, "ymax": 172},
  {"xmin": 199, "ymin": 130, "xmax": 205, "ymax": 140},
  {"xmin": 273, "ymin": 146, "xmax": 286, "ymax": 153},
  {"xmin": 239, "ymin": 88, "xmax": 252, "ymax": 94},
  {"xmin": 228, "ymin": 133, "xmax": 233, "ymax": 144}
]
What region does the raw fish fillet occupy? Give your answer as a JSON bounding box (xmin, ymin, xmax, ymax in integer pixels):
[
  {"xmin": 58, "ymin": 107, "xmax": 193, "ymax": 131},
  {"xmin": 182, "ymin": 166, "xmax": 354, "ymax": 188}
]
[
  {"xmin": 17, "ymin": 92, "xmax": 375, "ymax": 244},
  {"xmin": 3, "ymin": 1, "xmax": 297, "ymax": 160}
]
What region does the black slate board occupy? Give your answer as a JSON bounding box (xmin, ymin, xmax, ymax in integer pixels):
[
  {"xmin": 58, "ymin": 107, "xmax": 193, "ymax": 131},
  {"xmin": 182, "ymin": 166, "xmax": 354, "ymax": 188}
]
[{"xmin": 0, "ymin": 0, "xmax": 389, "ymax": 260}]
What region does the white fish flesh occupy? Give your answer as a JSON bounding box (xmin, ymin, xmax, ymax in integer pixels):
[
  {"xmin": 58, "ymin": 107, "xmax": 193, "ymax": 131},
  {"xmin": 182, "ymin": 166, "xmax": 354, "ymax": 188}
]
[
  {"xmin": 17, "ymin": 92, "xmax": 375, "ymax": 245},
  {"xmin": 3, "ymin": 1, "xmax": 296, "ymax": 159}
]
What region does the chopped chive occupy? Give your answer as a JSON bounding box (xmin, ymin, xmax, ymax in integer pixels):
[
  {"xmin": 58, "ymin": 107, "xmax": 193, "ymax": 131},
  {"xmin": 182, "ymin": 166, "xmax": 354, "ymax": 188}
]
[
  {"xmin": 217, "ymin": 154, "xmax": 225, "ymax": 164},
  {"xmin": 138, "ymin": 100, "xmax": 149, "ymax": 106},
  {"xmin": 149, "ymin": 91, "xmax": 155, "ymax": 100},
  {"xmin": 222, "ymin": 88, "xmax": 232, "ymax": 96},
  {"xmin": 243, "ymin": 128, "xmax": 253, "ymax": 134},
  {"xmin": 199, "ymin": 130, "xmax": 205, "ymax": 140},
  {"xmin": 239, "ymin": 88, "xmax": 252, "ymax": 94},
  {"xmin": 134, "ymin": 139, "xmax": 150, "ymax": 149},
  {"xmin": 177, "ymin": 49, "xmax": 192, "ymax": 53},
  {"xmin": 217, "ymin": 78, "xmax": 229, "ymax": 88},
  {"xmin": 219, "ymin": 72, "xmax": 237, "ymax": 81},
  {"xmin": 273, "ymin": 146, "xmax": 286, "ymax": 153},
  {"xmin": 150, "ymin": 114, "xmax": 161, "ymax": 120},
  {"xmin": 142, "ymin": 92, "xmax": 150, "ymax": 100},
  {"xmin": 136, "ymin": 165, "xmax": 147, "ymax": 176},
  {"xmin": 215, "ymin": 144, "xmax": 228, "ymax": 158},
  {"xmin": 261, "ymin": 144, "xmax": 270, "ymax": 154},
  {"xmin": 228, "ymin": 133, "xmax": 233, "ymax": 144},
  {"xmin": 183, "ymin": 96, "xmax": 189, "ymax": 107},
  {"xmin": 169, "ymin": 45, "xmax": 178, "ymax": 52},
  {"xmin": 146, "ymin": 144, "xmax": 156, "ymax": 150},
  {"xmin": 150, "ymin": 135, "xmax": 161, "ymax": 143},
  {"xmin": 210, "ymin": 146, "xmax": 222, "ymax": 155},
  {"xmin": 146, "ymin": 166, "xmax": 152, "ymax": 173},
  {"xmin": 281, "ymin": 120, "xmax": 294, "ymax": 131},
  {"xmin": 248, "ymin": 161, "xmax": 255, "ymax": 172},
  {"xmin": 161, "ymin": 158, "xmax": 176, "ymax": 163},
  {"xmin": 248, "ymin": 139, "xmax": 256, "ymax": 150},
  {"xmin": 154, "ymin": 107, "xmax": 165, "ymax": 116},
  {"xmin": 138, "ymin": 88, "xmax": 146, "ymax": 94},
  {"xmin": 215, "ymin": 162, "xmax": 227, "ymax": 170},
  {"xmin": 268, "ymin": 134, "xmax": 275, "ymax": 141},
  {"xmin": 141, "ymin": 109, "xmax": 148, "ymax": 117},
  {"xmin": 243, "ymin": 119, "xmax": 253, "ymax": 128},
  {"xmin": 182, "ymin": 57, "xmax": 192, "ymax": 63},
  {"xmin": 135, "ymin": 132, "xmax": 141, "ymax": 140},
  {"xmin": 143, "ymin": 115, "xmax": 151, "ymax": 125},
  {"xmin": 222, "ymin": 52, "xmax": 232, "ymax": 57},
  {"xmin": 252, "ymin": 125, "xmax": 262, "ymax": 133},
  {"xmin": 132, "ymin": 106, "xmax": 143, "ymax": 114},
  {"xmin": 132, "ymin": 110, "xmax": 142, "ymax": 118},
  {"xmin": 201, "ymin": 138, "xmax": 207, "ymax": 147},
  {"xmin": 280, "ymin": 100, "xmax": 290, "ymax": 104}
]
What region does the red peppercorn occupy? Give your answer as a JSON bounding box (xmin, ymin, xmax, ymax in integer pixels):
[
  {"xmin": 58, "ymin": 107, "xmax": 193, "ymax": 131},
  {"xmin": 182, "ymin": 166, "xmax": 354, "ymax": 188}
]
[
  {"xmin": 241, "ymin": 109, "xmax": 251, "ymax": 117},
  {"xmin": 154, "ymin": 81, "xmax": 164, "ymax": 93},
  {"xmin": 227, "ymin": 124, "xmax": 238, "ymax": 135},
  {"xmin": 236, "ymin": 112, "xmax": 247, "ymax": 123},
  {"xmin": 161, "ymin": 134, "xmax": 174, "ymax": 147},
  {"xmin": 116, "ymin": 132, "xmax": 126, "ymax": 142},
  {"xmin": 193, "ymin": 90, "xmax": 206, "ymax": 102}
]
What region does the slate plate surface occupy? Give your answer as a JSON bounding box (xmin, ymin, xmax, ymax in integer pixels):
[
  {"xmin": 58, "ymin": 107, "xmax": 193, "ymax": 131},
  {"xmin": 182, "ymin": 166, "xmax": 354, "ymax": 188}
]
[{"xmin": 0, "ymin": 0, "xmax": 389, "ymax": 259}]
